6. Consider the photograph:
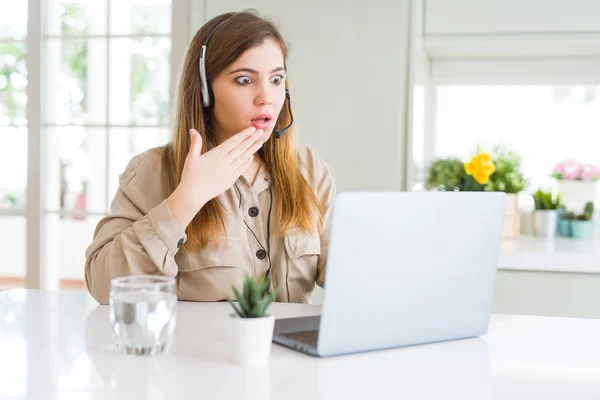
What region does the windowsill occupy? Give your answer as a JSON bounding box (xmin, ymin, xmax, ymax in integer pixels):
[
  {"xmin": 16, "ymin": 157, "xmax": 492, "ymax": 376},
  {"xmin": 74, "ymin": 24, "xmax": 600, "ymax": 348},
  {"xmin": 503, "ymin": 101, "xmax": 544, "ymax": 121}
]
[{"xmin": 499, "ymin": 235, "xmax": 600, "ymax": 274}]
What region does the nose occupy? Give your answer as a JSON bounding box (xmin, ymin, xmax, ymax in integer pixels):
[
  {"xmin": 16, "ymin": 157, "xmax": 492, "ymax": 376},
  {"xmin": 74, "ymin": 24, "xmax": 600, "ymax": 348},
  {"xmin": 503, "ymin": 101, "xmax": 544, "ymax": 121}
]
[{"xmin": 254, "ymin": 82, "xmax": 274, "ymax": 107}]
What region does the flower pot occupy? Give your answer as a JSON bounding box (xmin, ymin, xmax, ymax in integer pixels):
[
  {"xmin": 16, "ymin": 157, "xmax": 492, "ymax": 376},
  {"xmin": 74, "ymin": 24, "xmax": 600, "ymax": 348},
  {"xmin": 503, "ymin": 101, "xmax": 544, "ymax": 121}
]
[
  {"xmin": 555, "ymin": 180, "xmax": 598, "ymax": 213},
  {"xmin": 571, "ymin": 220, "xmax": 595, "ymax": 240},
  {"xmin": 533, "ymin": 210, "xmax": 558, "ymax": 239},
  {"xmin": 556, "ymin": 219, "xmax": 572, "ymax": 237},
  {"xmin": 502, "ymin": 194, "xmax": 520, "ymax": 238},
  {"xmin": 229, "ymin": 314, "xmax": 275, "ymax": 365}
]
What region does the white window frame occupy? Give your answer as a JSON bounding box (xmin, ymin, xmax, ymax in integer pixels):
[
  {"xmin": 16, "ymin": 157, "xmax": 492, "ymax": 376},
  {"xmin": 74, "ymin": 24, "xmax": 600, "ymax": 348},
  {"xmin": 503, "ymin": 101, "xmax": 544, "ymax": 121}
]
[{"xmin": 21, "ymin": 0, "xmax": 195, "ymax": 289}]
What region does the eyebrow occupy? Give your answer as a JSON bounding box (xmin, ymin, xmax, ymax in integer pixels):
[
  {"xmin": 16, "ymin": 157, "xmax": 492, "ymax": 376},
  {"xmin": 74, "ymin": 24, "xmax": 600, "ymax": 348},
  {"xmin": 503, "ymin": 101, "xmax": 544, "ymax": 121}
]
[{"xmin": 229, "ymin": 67, "xmax": 286, "ymax": 75}]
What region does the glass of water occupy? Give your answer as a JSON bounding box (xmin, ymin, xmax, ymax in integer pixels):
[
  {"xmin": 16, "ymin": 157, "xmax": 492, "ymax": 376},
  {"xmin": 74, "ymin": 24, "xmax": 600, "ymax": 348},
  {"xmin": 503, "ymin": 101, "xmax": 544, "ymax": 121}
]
[{"xmin": 109, "ymin": 275, "xmax": 178, "ymax": 356}]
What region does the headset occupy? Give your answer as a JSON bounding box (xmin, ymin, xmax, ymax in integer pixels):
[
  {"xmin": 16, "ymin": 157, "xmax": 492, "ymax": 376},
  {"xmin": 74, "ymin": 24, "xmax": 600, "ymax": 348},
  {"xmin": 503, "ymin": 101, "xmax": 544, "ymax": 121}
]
[{"xmin": 199, "ymin": 18, "xmax": 294, "ymax": 292}]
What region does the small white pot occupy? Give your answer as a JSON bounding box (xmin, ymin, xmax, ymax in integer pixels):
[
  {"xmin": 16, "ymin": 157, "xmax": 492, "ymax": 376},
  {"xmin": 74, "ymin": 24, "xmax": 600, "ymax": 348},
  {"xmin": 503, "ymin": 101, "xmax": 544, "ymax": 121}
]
[
  {"xmin": 533, "ymin": 210, "xmax": 558, "ymax": 239},
  {"xmin": 229, "ymin": 314, "xmax": 275, "ymax": 365}
]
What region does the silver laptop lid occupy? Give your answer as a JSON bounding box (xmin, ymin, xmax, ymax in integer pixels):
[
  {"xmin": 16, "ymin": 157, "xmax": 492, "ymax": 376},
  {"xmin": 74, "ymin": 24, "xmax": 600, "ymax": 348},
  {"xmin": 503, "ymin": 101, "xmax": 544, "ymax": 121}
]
[{"xmin": 317, "ymin": 191, "xmax": 506, "ymax": 356}]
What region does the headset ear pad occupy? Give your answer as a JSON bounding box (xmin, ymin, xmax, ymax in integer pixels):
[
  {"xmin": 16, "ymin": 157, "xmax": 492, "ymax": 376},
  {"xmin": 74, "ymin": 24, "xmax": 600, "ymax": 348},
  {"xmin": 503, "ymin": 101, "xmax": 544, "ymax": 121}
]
[{"xmin": 207, "ymin": 84, "xmax": 215, "ymax": 109}]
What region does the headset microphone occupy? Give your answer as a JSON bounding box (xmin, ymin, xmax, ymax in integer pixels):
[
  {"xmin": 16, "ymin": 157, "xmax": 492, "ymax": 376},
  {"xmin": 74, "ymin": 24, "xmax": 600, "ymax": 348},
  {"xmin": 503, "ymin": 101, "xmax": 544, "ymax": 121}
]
[{"xmin": 273, "ymin": 89, "xmax": 293, "ymax": 139}]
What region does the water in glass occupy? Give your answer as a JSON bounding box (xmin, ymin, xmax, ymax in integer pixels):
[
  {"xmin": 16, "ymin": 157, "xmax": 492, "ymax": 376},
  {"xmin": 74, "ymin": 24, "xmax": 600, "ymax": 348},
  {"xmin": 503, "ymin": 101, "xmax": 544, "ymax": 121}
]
[{"xmin": 109, "ymin": 275, "xmax": 177, "ymax": 355}]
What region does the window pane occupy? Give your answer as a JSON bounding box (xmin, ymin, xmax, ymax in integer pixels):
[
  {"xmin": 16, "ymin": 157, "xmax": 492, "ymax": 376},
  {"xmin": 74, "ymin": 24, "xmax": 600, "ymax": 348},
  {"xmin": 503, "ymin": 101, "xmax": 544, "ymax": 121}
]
[
  {"xmin": 434, "ymin": 85, "xmax": 600, "ymax": 198},
  {"xmin": 44, "ymin": 39, "xmax": 107, "ymax": 125},
  {"xmin": 0, "ymin": 1, "xmax": 27, "ymax": 39},
  {"xmin": 108, "ymin": 127, "xmax": 170, "ymax": 202},
  {"xmin": 46, "ymin": 127, "xmax": 107, "ymax": 214},
  {"xmin": 0, "ymin": 126, "xmax": 27, "ymax": 210},
  {"xmin": 0, "ymin": 42, "xmax": 27, "ymax": 126},
  {"xmin": 45, "ymin": 0, "xmax": 107, "ymax": 36},
  {"xmin": 109, "ymin": 37, "xmax": 171, "ymax": 126},
  {"xmin": 43, "ymin": 213, "xmax": 102, "ymax": 283},
  {"xmin": 0, "ymin": 216, "xmax": 25, "ymax": 289},
  {"xmin": 110, "ymin": 0, "xmax": 171, "ymax": 35}
]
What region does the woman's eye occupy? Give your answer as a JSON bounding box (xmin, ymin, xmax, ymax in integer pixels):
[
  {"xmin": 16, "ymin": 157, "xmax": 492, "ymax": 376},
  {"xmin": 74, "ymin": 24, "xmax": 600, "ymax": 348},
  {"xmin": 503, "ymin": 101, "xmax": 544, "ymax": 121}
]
[
  {"xmin": 271, "ymin": 74, "xmax": 285, "ymax": 85},
  {"xmin": 235, "ymin": 76, "xmax": 252, "ymax": 85}
]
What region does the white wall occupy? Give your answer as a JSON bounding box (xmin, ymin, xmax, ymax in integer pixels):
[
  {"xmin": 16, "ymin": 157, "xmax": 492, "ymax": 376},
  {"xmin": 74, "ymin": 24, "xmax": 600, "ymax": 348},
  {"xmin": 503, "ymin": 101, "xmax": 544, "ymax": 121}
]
[
  {"xmin": 424, "ymin": 0, "xmax": 600, "ymax": 35},
  {"xmin": 423, "ymin": 0, "xmax": 600, "ymax": 58},
  {"xmin": 196, "ymin": 0, "xmax": 413, "ymax": 192}
]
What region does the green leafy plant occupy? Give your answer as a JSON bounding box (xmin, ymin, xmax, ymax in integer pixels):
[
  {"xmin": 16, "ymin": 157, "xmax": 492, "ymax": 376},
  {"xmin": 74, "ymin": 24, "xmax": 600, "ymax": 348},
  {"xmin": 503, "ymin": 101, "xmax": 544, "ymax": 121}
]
[
  {"xmin": 484, "ymin": 145, "xmax": 527, "ymax": 194},
  {"xmin": 228, "ymin": 274, "xmax": 279, "ymax": 318},
  {"xmin": 532, "ymin": 189, "xmax": 561, "ymax": 210},
  {"xmin": 1, "ymin": 193, "xmax": 18, "ymax": 206},
  {"xmin": 426, "ymin": 157, "xmax": 465, "ymax": 191},
  {"xmin": 426, "ymin": 145, "xmax": 527, "ymax": 194}
]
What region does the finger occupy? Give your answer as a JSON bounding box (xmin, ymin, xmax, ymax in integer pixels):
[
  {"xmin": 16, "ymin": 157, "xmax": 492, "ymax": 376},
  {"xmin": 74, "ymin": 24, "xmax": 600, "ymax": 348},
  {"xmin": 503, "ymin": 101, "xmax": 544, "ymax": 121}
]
[
  {"xmin": 229, "ymin": 136, "xmax": 266, "ymax": 168},
  {"xmin": 225, "ymin": 129, "xmax": 265, "ymax": 162},
  {"xmin": 232, "ymin": 155, "xmax": 254, "ymax": 177},
  {"xmin": 189, "ymin": 129, "xmax": 202, "ymax": 157},
  {"xmin": 211, "ymin": 127, "xmax": 257, "ymax": 158}
]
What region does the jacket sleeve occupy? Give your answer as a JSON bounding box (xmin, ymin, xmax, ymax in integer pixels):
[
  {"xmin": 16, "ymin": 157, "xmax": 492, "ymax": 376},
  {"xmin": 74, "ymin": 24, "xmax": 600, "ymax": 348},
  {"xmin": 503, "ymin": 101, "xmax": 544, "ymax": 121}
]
[{"xmin": 84, "ymin": 155, "xmax": 187, "ymax": 304}]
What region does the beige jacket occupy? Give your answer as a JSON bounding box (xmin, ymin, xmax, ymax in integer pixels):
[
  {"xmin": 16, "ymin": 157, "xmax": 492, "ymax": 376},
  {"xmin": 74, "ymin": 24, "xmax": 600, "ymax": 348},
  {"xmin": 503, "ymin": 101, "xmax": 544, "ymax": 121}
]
[{"xmin": 84, "ymin": 144, "xmax": 336, "ymax": 305}]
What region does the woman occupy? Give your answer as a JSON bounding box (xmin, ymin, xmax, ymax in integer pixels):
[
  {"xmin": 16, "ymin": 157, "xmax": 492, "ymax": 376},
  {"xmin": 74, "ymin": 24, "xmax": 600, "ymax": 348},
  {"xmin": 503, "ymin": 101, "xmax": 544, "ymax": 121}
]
[{"xmin": 84, "ymin": 11, "xmax": 336, "ymax": 305}]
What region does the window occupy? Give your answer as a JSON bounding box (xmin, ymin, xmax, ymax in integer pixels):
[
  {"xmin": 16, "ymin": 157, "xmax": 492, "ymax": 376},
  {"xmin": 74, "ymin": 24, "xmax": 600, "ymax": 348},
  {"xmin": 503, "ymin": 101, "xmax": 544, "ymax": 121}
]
[
  {"xmin": 0, "ymin": 0, "xmax": 189, "ymax": 289},
  {"xmin": 435, "ymin": 85, "xmax": 600, "ymax": 194},
  {"xmin": 0, "ymin": 2, "xmax": 28, "ymax": 287},
  {"xmin": 411, "ymin": 58, "xmax": 600, "ymax": 210},
  {"xmin": 45, "ymin": 0, "xmax": 173, "ymax": 288}
]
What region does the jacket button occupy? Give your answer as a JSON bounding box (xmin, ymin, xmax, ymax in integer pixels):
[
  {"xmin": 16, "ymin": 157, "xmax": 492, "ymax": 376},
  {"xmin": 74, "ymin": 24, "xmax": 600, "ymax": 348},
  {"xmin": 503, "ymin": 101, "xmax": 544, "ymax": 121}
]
[
  {"xmin": 256, "ymin": 249, "xmax": 267, "ymax": 260},
  {"xmin": 248, "ymin": 207, "xmax": 259, "ymax": 218},
  {"xmin": 177, "ymin": 238, "xmax": 184, "ymax": 248}
]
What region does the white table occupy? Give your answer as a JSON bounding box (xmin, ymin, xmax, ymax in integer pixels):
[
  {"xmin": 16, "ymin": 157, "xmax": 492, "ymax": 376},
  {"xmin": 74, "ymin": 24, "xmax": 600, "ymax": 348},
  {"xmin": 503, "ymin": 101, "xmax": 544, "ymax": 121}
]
[{"xmin": 1, "ymin": 290, "xmax": 600, "ymax": 400}]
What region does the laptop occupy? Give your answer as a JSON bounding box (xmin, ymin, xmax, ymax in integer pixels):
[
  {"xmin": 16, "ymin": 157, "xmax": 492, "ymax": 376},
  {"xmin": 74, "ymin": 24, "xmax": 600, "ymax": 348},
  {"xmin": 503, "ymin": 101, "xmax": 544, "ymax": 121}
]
[{"xmin": 273, "ymin": 191, "xmax": 506, "ymax": 357}]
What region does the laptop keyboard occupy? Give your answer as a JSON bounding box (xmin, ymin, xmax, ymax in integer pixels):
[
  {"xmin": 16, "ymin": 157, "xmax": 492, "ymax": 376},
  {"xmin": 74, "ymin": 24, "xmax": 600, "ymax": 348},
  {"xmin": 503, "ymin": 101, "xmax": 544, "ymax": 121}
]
[{"xmin": 280, "ymin": 330, "xmax": 319, "ymax": 347}]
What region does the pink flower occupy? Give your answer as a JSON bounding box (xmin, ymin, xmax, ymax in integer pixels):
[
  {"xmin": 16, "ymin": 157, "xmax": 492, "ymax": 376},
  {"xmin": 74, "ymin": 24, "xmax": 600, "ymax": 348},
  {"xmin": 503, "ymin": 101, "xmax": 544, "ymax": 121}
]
[
  {"xmin": 551, "ymin": 162, "xmax": 565, "ymax": 175},
  {"xmin": 551, "ymin": 159, "xmax": 600, "ymax": 180},
  {"xmin": 552, "ymin": 159, "xmax": 580, "ymax": 179},
  {"xmin": 582, "ymin": 164, "xmax": 600, "ymax": 181},
  {"xmin": 571, "ymin": 163, "xmax": 583, "ymax": 179},
  {"xmin": 583, "ymin": 171, "xmax": 595, "ymax": 181}
]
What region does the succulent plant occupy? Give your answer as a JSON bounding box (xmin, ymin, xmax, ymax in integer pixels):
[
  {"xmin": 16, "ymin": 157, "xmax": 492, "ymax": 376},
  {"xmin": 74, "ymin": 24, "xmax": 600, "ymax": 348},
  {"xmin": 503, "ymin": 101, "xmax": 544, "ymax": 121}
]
[
  {"xmin": 228, "ymin": 274, "xmax": 279, "ymax": 318},
  {"xmin": 576, "ymin": 202, "xmax": 595, "ymax": 221},
  {"xmin": 532, "ymin": 189, "xmax": 561, "ymax": 210}
]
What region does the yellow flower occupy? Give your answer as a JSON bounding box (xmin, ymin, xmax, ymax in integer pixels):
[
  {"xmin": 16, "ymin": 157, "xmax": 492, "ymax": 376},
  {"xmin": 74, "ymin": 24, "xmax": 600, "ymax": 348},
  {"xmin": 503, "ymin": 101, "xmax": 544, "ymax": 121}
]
[{"xmin": 464, "ymin": 152, "xmax": 496, "ymax": 184}]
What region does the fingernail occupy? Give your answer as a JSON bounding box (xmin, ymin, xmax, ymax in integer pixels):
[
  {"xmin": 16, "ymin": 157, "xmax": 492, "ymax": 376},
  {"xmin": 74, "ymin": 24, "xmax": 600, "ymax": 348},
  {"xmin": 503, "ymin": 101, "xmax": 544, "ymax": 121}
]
[{"xmin": 256, "ymin": 129, "xmax": 264, "ymax": 135}]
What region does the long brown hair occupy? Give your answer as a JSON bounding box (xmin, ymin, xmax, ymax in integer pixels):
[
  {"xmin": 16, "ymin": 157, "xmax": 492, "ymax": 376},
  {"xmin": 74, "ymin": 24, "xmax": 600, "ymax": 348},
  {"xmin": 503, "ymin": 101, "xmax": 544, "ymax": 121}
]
[{"xmin": 164, "ymin": 10, "xmax": 323, "ymax": 250}]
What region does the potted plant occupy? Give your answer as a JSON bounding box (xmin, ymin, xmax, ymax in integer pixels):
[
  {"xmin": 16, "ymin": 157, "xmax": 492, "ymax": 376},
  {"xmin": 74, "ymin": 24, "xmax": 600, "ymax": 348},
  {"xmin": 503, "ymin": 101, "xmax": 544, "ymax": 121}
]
[
  {"xmin": 227, "ymin": 274, "xmax": 279, "ymax": 365},
  {"xmin": 426, "ymin": 157, "xmax": 466, "ymax": 192},
  {"xmin": 557, "ymin": 206, "xmax": 574, "ymax": 237},
  {"xmin": 484, "ymin": 146, "xmax": 527, "ymax": 239},
  {"xmin": 532, "ymin": 189, "xmax": 561, "ymax": 239},
  {"xmin": 552, "ymin": 160, "xmax": 600, "ymax": 213},
  {"xmin": 425, "ymin": 147, "xmax": 527, "ymax": 238},
  {"xmin": 463, "ymin": 151, "xmax": 496, "ymax": 191},
  {"xmin": 571, "ymin": 201, "xmax": 595, "ymax": 240}
]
